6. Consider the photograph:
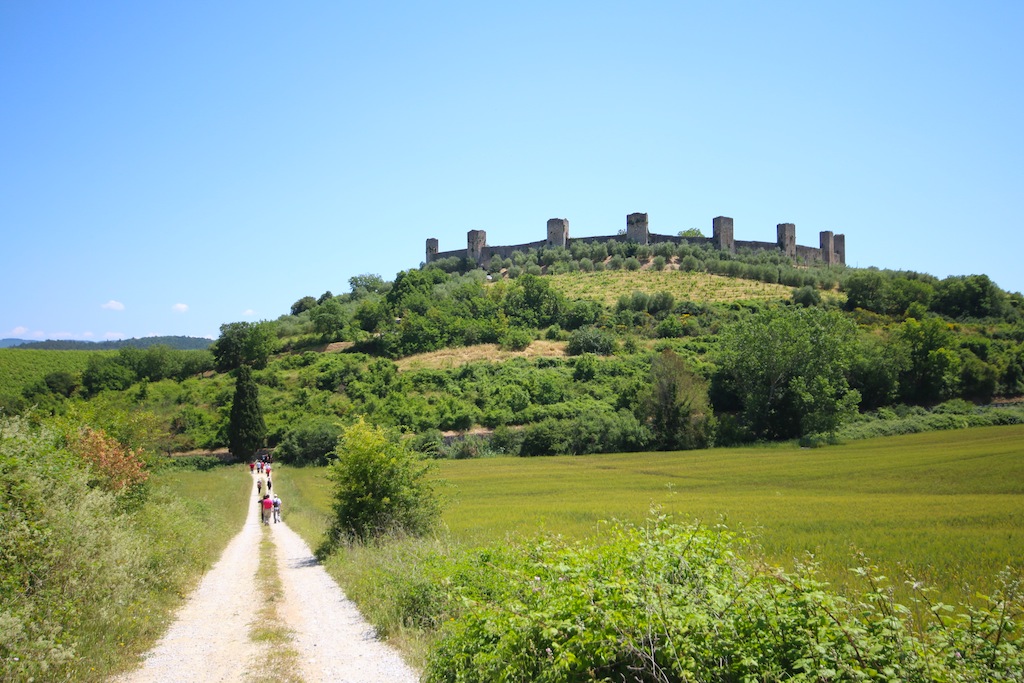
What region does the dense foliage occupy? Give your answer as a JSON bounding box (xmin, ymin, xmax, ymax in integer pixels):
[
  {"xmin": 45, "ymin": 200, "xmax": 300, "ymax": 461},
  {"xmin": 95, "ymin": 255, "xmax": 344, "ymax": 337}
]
[
  {"xmin": 415, "ymin": 518, "xmax": 1023, "ymax": 682},
  {"xmin": 0, "ymin": 413, "xmax": 245, "ymax": 681},
  {"xmin": 227, "ymin": 365, "xmax": 267, "ymax": 460},
  {"xmin": 321, "ymin": 418, "xmax": 441, "ymax": 548}
]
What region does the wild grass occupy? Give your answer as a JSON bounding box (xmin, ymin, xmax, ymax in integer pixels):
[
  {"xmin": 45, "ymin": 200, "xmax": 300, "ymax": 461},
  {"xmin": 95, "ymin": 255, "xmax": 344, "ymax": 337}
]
[
  {"xmin": 394, "ymin": 340, "xmax": 567, "ymax": 372},
  {"xmin": 285, "ymin": 425, "xmax": 1023, "ymax": 602},
  {"xmin": 437, "ymin": 425, "xmax": 1024, "ymax": 593},
  {"xmin": 547, "ymin": 270, "xmax": 794, "ymax": 306}
]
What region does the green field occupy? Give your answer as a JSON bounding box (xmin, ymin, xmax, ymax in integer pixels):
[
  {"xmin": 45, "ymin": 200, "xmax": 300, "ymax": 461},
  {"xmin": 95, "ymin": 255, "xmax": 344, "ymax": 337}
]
[
  {"xmin": 284, "ymin": 424, "xmax": 1024, "ymax": 597},
  {"xmin": 0, "ymin": 347, "xmax": 107, "ymax": 395}
]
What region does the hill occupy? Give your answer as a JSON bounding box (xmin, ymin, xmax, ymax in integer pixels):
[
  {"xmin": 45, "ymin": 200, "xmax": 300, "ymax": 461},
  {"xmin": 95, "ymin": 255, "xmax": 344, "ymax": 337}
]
[
  {"xmin": 15, "ymin": 335, "xmax": 212, "ymax": 351},
  {"xmin": 0, "ymin": 338, "xmax": 28, "ymax": 348}
]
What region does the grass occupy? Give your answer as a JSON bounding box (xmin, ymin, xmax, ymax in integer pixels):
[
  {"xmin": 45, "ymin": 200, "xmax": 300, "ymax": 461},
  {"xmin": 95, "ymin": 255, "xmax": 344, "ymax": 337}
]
[
  {"xmin": 284, "ymin": 425, "xmax": 1024, "ymax": 601},
  {"xmin": 546, "ymin": 270, "xmax": 794, "ymax": 306},
  {"xmin": 394, "ymin": 340, "xmax": 567, "ymax": 372}
]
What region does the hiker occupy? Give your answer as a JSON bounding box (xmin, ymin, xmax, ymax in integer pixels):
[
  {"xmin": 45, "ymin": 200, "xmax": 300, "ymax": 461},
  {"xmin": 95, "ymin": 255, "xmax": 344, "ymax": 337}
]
[
  {"xmin": 272, "ymin": 494, "xmax": 282, "ymax": 523},
  {"xmin": 261, "ymin": 494, "xmax": 273, "ymax": 525},
  {"xmin": 249, "ymin": 461, "xmax": 255, "ymax": 474},
  {"xmin": 266, "ymin": 477, "xmax": 273, "ymax": 493},
  {"xmin": 257, "ymin": 478, "xmax": 263, "ymax": 495},
  {"xmin": 265, "ymin": 463, "xmax": 271, "ymax": 477}
]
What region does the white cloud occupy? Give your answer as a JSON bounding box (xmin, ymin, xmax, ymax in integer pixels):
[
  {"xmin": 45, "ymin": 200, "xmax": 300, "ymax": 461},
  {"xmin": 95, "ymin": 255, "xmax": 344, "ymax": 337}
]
[
  {"xmin": 12, "ymin": 326, "xmax": 28, "ymax": 335},
  {"xmin": 83, "ymin": 332, "xmax": 94, "ymax": 338},
  {"xmin": 242, "ymin": 309, "xmax": 256, "ymax": 317},
  {"xmin": 172, "ymin": 303, "xmax": 189, "ymax": 313},
  {"xmin": 102, "ymin": 300, "xmax": 125, "ymax": 311}
]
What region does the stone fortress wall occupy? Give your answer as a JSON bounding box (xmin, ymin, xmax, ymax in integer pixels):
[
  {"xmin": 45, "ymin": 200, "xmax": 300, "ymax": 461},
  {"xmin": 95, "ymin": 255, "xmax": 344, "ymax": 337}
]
[{"xmin": 426, "ymin": 213, "xmax": 846, "ymax": 268}]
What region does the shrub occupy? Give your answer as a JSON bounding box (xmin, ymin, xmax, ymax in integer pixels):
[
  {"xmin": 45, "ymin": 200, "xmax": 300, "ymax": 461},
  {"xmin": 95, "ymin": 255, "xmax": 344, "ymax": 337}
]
[
  {"xmin": 424, "ymin": 517, "xmax": 1024, "ymax": 682},
  {"xmin": 499, "ymin": 328, "xmax": 533, "ymax": 351},
  {"xmin": 566, "ymin": 327, "xmax": 616, "ymax": 356},
  {"xmin": 321, "ymin": 418, "xmax": 441, "ymax": 548},
  {"xmin": 274, "ymin": 419, "xmax": 342, "ymax": 465}
]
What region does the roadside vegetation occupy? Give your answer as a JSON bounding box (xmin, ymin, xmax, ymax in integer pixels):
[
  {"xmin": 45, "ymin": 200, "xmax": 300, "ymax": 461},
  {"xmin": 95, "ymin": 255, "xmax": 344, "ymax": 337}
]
[{"xmin": 0, "ymin": 412, "xmax": 249, "ymax": 682}]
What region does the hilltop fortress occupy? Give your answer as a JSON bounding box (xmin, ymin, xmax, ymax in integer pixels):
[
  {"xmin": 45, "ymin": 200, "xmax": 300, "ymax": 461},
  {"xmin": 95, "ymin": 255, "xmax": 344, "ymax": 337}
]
[{"xmin": 426, "ymin": 213, "xmax": 846, "ymax": 268}]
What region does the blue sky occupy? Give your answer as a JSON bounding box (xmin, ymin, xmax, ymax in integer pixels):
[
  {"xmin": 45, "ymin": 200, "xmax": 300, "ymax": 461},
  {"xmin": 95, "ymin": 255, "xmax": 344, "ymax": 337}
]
[{"xmin": 2, "ymin": 1, "xmax": 1022, "ymax": 341}]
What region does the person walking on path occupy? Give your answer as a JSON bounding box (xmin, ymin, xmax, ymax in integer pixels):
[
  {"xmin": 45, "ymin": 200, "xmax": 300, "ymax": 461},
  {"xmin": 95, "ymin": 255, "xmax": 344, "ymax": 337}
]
[
  {"xmin": 272, "ymin": 494, "xmax": 282, "ymax": 523},
  {"xmin": 249, "ymin": 461, "xmax": 255, "ymax": 474},
  {"xmin": 257, "ymin": 478, "xmax": 263, "ymax": 496},
  {"xmin": 266, "ymin": 478, "xmax": 272, "ymax": 493},
  {"xmin": 260, "ymin": 494, "xmax": 273, "ymax": 525}
]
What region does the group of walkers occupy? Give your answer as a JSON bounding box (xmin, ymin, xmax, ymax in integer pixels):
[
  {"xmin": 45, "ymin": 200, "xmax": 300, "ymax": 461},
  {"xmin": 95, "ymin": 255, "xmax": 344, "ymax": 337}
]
[{"xmin": 250, "ymin": 456, "xmax": 282, "ymax": 525}]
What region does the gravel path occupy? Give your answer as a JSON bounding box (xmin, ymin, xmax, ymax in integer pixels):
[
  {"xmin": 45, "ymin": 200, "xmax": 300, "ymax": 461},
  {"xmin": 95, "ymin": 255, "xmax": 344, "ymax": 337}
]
[{"xmin": 115, "ymin": 475, "xmax": 420, "ymax": 683}]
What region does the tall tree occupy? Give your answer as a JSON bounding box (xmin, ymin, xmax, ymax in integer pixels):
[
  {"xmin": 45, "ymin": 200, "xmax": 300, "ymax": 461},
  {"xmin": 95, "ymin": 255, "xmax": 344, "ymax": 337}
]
[
  {"xmin": 641, "ymin": 349, "xmax": 715, "ymax": 450},
  {"xmin": 228, "ymin": 365, "xmax": 266, "ymax": 460},
  {"xmin": 211, "ymin": 321, "xmax": 277, "ymax": 372},
  {"xmin": 718, "ymin": 307, "xmax": 860, "ymax": 440}
]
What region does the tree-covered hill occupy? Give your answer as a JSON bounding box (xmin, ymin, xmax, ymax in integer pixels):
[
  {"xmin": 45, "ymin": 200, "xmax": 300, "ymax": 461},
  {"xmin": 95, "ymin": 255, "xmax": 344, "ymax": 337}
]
[
  {"xmin": 4, "ymin": 239, "xmax": 1024, "ymax": 459},
  {"xmin": 14, "ymin": 335, "xmax": 213, "ymax": 351}
]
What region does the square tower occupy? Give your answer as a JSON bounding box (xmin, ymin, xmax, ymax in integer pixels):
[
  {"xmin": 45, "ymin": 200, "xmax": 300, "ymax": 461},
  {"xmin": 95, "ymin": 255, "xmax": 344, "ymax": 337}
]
[
  {"xmin": 713, "ymin": 216, "xmax": 735, "ymax": 253},
  {"xmin": 468, "ymin": 230, "xmax": 487, "ymax": 264},
  {"xmin": 626, "ymin": 213, "xmax": 649, "ymax": 245},
  {"xmin": 833, "ymin": 234, "xmax": 846, "ymax": 265},
  {"xmin": 776, "ymin": 223, "xmax": 796, "ymax": 258},
  {"xmin": 819, "ymin": 231, "xmax": 835, "ymax": 266},
  {"xmin": 426, "ymin": 238, "xmax": 439, "ymax": 263},
  {"xmin": 546, "ymin": 218, "xmax": 569, "ymax": 247}
]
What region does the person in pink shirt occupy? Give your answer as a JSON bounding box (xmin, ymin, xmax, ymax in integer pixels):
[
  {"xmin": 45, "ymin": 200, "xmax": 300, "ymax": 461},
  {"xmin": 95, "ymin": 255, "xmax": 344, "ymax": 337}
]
[{"xmin": 260, "ymin": 494, "xmax": 273, "ymax": 525}]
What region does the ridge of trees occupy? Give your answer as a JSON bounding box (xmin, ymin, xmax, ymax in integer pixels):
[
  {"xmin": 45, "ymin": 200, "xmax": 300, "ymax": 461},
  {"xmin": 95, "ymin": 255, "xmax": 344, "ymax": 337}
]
[
  {"xmin": 12, "ymin": 335, "xmax": 213, "ymax": 351},
  {"xmin": 5, "ymin": 243, "xmax": 1024, "ymax": 458}
]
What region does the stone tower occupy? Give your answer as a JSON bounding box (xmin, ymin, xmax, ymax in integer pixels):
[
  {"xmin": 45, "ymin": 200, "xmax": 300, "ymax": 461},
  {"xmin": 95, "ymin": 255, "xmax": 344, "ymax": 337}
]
[
  {"xmin": 833, "ymin": 234, "xmax": 846, "ymax": 265},
  {"xmin": 546, "ymin": 218, "xmax": 569, "ymax": 247},
  {"xmin": 626, "ymin": 213, "xmax": 649, "ymax": 245},
  {"xmin": 467, "ymin": 230, "xmax": 487, "ymax": 264},
  {"xmin": 425, "ymin": 238, "xmax": 439, "ymax": 263},
  {"xmin": 713, "ymin": 216, "xmax": 735, "ymax": 253},
  {"xmin": 776, "ymin": 223, "xmax": 796, "ymax": 258},
  {"xmin": 820, "ymin": 231, "xmax": 835, "ymax": 266}
]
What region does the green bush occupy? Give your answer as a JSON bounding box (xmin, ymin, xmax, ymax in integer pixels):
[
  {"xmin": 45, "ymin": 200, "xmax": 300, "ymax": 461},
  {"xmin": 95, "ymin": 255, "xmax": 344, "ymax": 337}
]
[
  {"xmin": 566, "ymin": 326, "xmax": 616, "ymax": 356},
  {"xmin": 499, "ymin": 328, "xmax": 533, "ymax": 351},
  {"xmin": 321, "ymin": 418, "xmax": 441, "ymax": 548},
  {"xmin": 424, "ymin": 517, "xmax": 1024, "ymax": 682},
  {"xmin": 274, "ymin": 419, "xmax": 342, "ymax": 465}
]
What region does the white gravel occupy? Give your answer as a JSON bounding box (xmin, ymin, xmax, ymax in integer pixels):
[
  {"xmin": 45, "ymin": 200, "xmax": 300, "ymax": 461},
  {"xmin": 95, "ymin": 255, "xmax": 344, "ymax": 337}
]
[{"xmin": 115, "ymin": 475, "xmax": 420, "ymax": 683}]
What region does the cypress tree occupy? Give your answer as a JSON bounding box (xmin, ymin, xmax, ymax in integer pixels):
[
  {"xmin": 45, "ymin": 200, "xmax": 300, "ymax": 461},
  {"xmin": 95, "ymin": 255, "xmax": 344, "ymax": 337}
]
[{"xmin": 228, "ymin": 365, "xmax": 266, "ymax": 459}]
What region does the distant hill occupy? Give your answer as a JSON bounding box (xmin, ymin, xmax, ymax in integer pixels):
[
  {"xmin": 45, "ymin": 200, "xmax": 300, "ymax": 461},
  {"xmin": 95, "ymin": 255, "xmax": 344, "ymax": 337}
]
[
  {"xmin": 0, "ymin": 339, "xmax": 28, "ymax": 348},
  {"xmin": 14, "ymin": 336, "xmax": 213, "ymax": 351}
]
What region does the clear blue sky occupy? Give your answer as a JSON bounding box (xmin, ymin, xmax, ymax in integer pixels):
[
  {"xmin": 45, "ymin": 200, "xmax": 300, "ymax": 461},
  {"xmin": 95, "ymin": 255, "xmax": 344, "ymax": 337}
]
[{"xmin": 3, "ymin": 1, "xmax": 1022, "ymax": 341}]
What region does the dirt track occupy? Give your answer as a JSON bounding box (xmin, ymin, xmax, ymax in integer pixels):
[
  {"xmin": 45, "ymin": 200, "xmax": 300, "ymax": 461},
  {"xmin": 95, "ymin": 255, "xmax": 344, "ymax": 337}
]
[{"xmin": 114, "ymin": 475, "xmax": 419, "ymax": 683}]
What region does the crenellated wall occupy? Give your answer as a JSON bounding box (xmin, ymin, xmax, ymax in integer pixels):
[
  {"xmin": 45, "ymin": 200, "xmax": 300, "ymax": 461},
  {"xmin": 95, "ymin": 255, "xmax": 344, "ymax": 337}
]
[{"xmin": 427, "ymin": 213, "xmax": 846, "ymax": 268}]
